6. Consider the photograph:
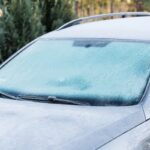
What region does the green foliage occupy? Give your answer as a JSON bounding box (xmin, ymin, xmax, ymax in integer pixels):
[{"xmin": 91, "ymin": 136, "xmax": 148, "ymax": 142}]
[
  {"xmin": 143, "ymin": 0, "xmax": 150, "ymax": 11},
  {"xmin": 39, "ymin": 0, "xmax": 75, "ymax": 32},
  {"xmin": 0, "ymin": 0, "xmax": 45, "ymax": 62}
]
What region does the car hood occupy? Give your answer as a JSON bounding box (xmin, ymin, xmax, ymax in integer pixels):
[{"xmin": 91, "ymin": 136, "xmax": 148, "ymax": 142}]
[{"xmin": 0, "ymin": 98, "xmax": 145, "ymax": 150}]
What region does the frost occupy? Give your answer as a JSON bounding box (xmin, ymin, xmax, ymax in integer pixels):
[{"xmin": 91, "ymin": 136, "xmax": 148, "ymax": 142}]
[{"xmin": 0, "ymin": 39, "xmax": 150, "ymax": 105}]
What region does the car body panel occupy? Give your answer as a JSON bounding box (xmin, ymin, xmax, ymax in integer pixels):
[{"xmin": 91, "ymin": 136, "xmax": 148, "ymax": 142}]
[
  {"xmin": 142, "ymin": 80, "xmax": 150, "ymax": 120},
  {"xmin": 41, "ymin": 17, "xmax": 150, "ymax": 41},
  {"xmin": 99, "ymin": 119, "xmax": 150, "ymax": 150},
  {"xmin": 0, "ymin": 98, "xmax": 145, "ymax": 150}
]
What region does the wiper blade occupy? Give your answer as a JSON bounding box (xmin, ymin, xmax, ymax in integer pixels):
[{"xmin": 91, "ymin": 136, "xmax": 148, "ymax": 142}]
[
  {"xmin": 18, "ymin": 95, "xmax": 48, "ymax": 102},
  {"xmin": 0, "ymin": 91, "xmax": 17, "ymax": 100},
  {"xmin": 18, "ymin": 95, "xmax": 90, "ymax": 106},
  {"xmin": 48, "ymin": 96, "xmax": 90, "ymax": 106}
]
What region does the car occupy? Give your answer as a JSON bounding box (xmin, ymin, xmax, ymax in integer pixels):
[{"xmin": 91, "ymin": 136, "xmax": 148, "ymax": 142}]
[{"xmin": 0, "ymin": 12, "xmax": 150, "ymax": 150}]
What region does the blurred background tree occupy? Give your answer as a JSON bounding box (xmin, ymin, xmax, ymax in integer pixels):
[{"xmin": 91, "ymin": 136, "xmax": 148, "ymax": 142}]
[
  {"xmin": 39, "ymin": 0, "xmax": 75, "ymax": 32},
  {"xmin": 0, "ymin": 0, "xmax": 44, "ymax": 62},
  {"xmin": 0, "ymin": 0, "xmax": 150, "ymax": 63},
  {"xmin": 143, "ymin": 0, "xmax": 150, "ymax": 11}
]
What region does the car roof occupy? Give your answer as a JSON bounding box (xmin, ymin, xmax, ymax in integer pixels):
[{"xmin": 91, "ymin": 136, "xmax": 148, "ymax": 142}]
[{"xmin": 41, "ymin": 16, "xmax": 150, "ymax": 41}]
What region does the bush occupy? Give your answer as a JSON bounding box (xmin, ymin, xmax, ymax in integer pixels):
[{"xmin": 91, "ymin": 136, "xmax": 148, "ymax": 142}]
[
  {"xmin": 40, "ymin": 0, "xmax": 75, "ymax": 32},
  {"xmin": 0, "ymin": 0, "xmax": 45, "ymax": 62}
]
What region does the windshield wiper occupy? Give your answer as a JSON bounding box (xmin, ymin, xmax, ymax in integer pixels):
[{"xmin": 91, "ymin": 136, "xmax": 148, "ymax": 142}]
[
  {"xmin": 18, "ymin": 95, "xmax": 90, "ymax": 106},
  {"xmin": 0, "ymin": 91, "xmax": 18, "ymax": 100},
  {"xmin": 48, "ymin": 96, "xmax": 90, "ymax": 105}
]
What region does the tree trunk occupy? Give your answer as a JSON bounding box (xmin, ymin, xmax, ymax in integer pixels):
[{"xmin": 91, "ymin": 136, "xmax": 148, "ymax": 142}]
[
  {"xmin": 135, "ymin": 0, "xmax": 144, "ymax": 11},
  {"xmin": 74, "ymin": 0, "xmax": 79, "ymax": 16},
  {"xmin": 110, "ymin": 0, "xmax": 114, "ymax": 13}
]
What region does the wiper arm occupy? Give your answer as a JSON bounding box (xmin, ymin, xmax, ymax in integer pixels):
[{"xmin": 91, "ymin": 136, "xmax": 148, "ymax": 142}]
[
  {"xmin": 0, "ymin": 91, "xmax": 17, "ymax": 100},
  {"xmin": 18, "ymin": 95, "xmax": 90, "ymax": 106}
]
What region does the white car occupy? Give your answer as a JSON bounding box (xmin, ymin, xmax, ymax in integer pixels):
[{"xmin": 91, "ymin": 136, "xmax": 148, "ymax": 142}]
[{"xmin": 0, "ymin": 12, "xmax": 150, "ymax": 150}]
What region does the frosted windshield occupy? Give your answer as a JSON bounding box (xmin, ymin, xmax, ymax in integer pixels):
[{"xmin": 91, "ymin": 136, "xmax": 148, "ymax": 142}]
[{"xmin": 0, "ymin": 39, "xmax": 150, "ymax": 105}]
